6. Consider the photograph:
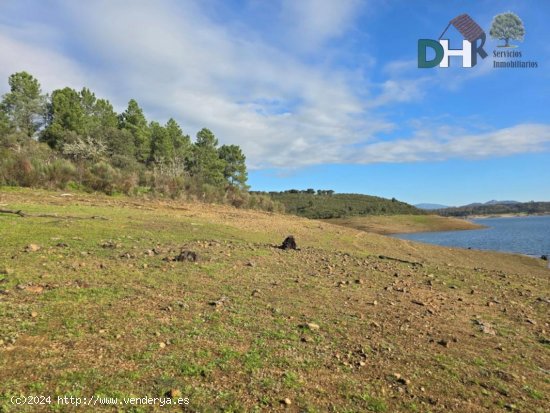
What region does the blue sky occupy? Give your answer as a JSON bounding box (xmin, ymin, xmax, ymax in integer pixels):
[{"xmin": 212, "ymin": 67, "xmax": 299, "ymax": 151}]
[{"xmin": 1, "ymin": 0, "xmax": 549, "ymax": 205}]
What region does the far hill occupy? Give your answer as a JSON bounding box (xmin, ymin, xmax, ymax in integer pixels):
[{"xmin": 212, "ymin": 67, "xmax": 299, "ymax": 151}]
[
  {"xmin": 437, "ymin": 201, "xmax": 550, "ymax": 217},
  {"xmin": 252, "ymin": 190, "xmax": 424, "ymax": 219},
  {"xmin": 415, "ymin": 203, "xmax": 450, "ymax": 210}
]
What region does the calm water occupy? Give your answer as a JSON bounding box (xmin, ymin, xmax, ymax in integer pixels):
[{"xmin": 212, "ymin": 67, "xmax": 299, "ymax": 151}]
[{"xmin": 393, "ymin": 215, "xmax": 550, "ymax": 258}]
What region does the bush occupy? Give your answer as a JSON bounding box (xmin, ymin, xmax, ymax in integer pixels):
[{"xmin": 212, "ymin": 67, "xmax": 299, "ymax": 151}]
[{"xmin": 84, "ymin": 161, "xmax": 120, "ymax": 194}]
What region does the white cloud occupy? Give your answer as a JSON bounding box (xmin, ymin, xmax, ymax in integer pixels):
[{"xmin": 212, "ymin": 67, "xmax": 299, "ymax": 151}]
[
  {"xmin": 0, "ymin": 26, "xmax": 86, "ymax": 93},
  {"xmin": 280, "ymin": 0, "xmax": 363, "ymax": 50},
  {"xmin": 350, "ymin": 123, "xmax": 550, "ymax": 164},
  {"xmin": 0, "ymin": 0, "xmax": 548, "ymax": 171}
]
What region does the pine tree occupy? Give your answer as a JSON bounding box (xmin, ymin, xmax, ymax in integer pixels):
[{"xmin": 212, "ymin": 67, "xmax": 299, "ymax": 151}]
[
  {"xmin": 1, "ymin": 71, "xmax": 47, "ymax": 137},
  {"xmin": 119, "ymin": 99, "xmax": 151, "ymax": 162},
  {"xmin": 218, "ymin": 144, "xmax": 248, "ymax": 189}
]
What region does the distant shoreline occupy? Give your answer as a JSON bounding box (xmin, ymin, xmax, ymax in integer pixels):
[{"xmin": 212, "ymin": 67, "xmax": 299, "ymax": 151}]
[
  {"xmin": 465, "ymin": 213, "xmax": 550, "ymax": 219},
  {"xmin": 322, "ymin": 214, "xmax": 485, "ymax": 235}
]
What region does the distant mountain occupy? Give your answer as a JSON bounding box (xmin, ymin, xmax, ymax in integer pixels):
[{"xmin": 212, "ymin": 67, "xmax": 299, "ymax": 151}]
[
  {"xmin": 415, "ymin": 203, "xmax": 450, "ymax": 210},
  {"xmin": 484, "ymin": 200, "xmax": 520, "ymax": 205},
  {"xmin": 460, "ymin": 200, "xmax": 520, "ymax": 208}
]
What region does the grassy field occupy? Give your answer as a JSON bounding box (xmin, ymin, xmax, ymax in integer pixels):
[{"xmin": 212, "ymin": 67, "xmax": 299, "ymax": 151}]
[
  {"xmin": 323, "ymin": 215, "xmax": 485, "ymax": 235},
  {"xmin": 0, "ymin": 188, "xmax": 548, "ymax": 412}
]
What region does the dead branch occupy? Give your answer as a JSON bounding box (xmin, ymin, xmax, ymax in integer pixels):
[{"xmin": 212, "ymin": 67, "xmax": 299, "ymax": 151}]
[{"xmin": 0, "ymin": 209, "xmax": 108, "ymax": 220}]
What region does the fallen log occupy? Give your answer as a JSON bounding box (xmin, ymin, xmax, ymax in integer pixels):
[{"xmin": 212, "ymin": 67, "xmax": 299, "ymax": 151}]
[{"xmin": 0, "ymin": 209, "xmax": 108, "ymax": 220}]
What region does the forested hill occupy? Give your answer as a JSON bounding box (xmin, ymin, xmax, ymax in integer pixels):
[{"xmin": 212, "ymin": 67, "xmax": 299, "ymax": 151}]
[
  {"xmin": 252, "ymin": 190, "xmax": 423, "ymax": 219},
  {"xmin": 436, "ymin": 201, "xmax": 550, "ymax": 217}
]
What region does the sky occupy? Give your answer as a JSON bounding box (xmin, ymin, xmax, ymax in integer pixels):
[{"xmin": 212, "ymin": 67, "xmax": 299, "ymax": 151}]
[{"xmin": 1, "ymin": 0, "xmax": 549, "ymax": 206}]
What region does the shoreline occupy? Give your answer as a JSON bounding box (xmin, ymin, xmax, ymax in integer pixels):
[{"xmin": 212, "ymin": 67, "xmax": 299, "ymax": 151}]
[
  {"xmin": 464, "ymin": 213, "xmax": 550, "ymax": 219},
  {"xmin": 322, "ymin": 214, "xmax": 485, "ymax": 235}
]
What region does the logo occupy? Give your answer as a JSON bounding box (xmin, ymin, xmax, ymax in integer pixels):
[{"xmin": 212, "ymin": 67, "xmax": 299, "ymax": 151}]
[
  {"xmin": 418, "ymin": 14, "xmax": 488, "ymax": 68},
  {"xmin": 490, "ymin": 12, "xmax": 525, "ymax": 48}
]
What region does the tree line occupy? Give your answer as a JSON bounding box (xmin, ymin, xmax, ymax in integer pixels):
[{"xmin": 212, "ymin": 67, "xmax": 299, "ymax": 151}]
[
  {"xmin": 0, "ymin": 71, "xmax": 282, "ymax": 211},
  {"xmin": 436, "ymin": 202, "xmax": 550, "ymax": 217}
]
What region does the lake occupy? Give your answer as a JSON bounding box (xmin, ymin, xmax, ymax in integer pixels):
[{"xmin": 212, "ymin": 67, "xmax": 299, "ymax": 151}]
[{"xmin": 393, "ymin": 215, "xmax": 550, "ymax": 258}]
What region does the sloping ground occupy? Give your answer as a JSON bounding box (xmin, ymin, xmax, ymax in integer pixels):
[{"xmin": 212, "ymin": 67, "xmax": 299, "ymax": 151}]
[
  {"xmin": 0, "ymin": 189, "xmax": 548, "ymax": 413},
  {"xmin": 322, "ymin": 215, "xmax": 484, "ymax": 235}
]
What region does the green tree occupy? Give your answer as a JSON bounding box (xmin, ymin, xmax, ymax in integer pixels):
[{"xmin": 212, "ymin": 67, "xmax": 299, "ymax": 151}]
[
  {"xmin": 218, "ymin": 144, "xmax": 248, "ymax": 189},
  {"xmin": 119, "ymin": 99, "xmax": 150, "ymax": 162},
  {"xmin": 188, "ymin": 128, "xmax": 226, "ymax": 186},
  {"xmin": 1, "ymin": 71, "xmax": 47, "ymax": 137},
  {"xmin": 165, "ymin": 118, "xmax": 191, "ymax": 159},
  {"xmin": 490, "ymin": 12, "xmax": 525, "ymax": 47},
  {"xmin": 149, "ymin": 121, "xmax": 173, "ymax": 163},
  {"xmin": 41, "ymin": 87, "xmax": 85, "ymax": 148},
  {"xmin": 80, "ymin": 88, "xmax": 118, "ymax": 132},
  {"xmin": 0, "ymin": 109, "xmax": 11, "ymax": 137}
]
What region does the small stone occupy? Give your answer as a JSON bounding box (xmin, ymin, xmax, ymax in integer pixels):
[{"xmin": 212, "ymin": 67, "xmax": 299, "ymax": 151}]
[
  {"xmin": 246, "ymin": 261, "xmax": 256, "ymax": 267},
  {"xmin": 282, "ymin": 398, "xmax": 292, "ymax": 406},
  {"xmin": 99, "ymin": 329, "xmax": 106, "ymax": 335},
  {"xmin": 303, "ymin": 322, "xmax": 320, "ymax": 331},
  {"xmin": 30, "ymin": 311, "xmax": 38, "ymax": 318},
  {"xmin": 359, "ymin": 361, "xmax": 366, "ymax": 367},
  {"xmin": 159, "ymin": 342, "xmax": 166, "ymax": 349},
  {"xmin": 25, "ymin": 244, "xmax": 41, "ymax": 252},
  {"xmin": 437, "ymin": 339, "xmax": 449, "ymax": 348},
  {"xmin": 168, "ymin": 389, "xmax": 182, "ymax": 399}
]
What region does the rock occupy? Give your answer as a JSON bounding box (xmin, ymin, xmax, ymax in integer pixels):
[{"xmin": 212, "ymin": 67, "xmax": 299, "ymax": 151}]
[
  {"xmin": 280, "ymin": 236, "xmax": 297, "ymax": 250},
  {"xmin": 30, "ymin": 311, "xmax": 38, "ymax": 318},
  {"xmin": 24, "ymin": 244, "xmax": 41, "ymax": 252},
  {"xmin": 159, "ymin": 342, "xmax": 166, "ymax": 349},
  {"xmin": 25, "ymin": 285, "xmax": 44, "ymax": 294},
  {"xmin": 282, "ymin": 398, "xmax": 292, "ymax": 406},
  {"xmin": 209, "ymin": 296, "xmax": 229, "ymax": 308},
  {"xmin": 246, "ymin": 261, "xmax": 256, "ymax": 267},
  {"xmin": 411, "ymin": 299, "xmax": 426, "ymax": 306},
  {"xmin": 541, "ymin": 255, "xmax": 548, "ymax": 261},
  {"xmin": 301, "ymin": 322, "xmax": 320, "ymax": 331},
  {"xmin": 168, "ymin": 389, "xmax": 182, "ymax": 399},
  {"xmin": 173, "ymin": 250, "xmax": 198, "ymax": 262},
  {"xmin": 56, "ymin": 242, "xmax": 69, "ymax": 248},
  {"xmin": 251, "ymin": 289, "xmax": 261, "ymax": 297},
  {"xmin": 437, "ymin": 339, "xmax": 449, "ymax": 348},
  {"xmin": 101, "ymin": 241, "xmax": 120, "ymax": 249}
]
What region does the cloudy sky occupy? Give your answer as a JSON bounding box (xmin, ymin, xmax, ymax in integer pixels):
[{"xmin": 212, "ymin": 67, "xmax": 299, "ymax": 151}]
[{"xmin": 1, "ymin": 0, "xmax": 549, "ymax": 205}]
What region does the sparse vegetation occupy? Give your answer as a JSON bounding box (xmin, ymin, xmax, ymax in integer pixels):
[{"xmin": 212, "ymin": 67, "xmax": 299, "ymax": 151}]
[{"xmin": 0, "ymin": 188, "xmax": 548, "ymax": 412}]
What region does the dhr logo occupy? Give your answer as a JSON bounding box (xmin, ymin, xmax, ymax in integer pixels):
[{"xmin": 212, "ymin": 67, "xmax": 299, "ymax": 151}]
[{"xmin": 418, "ymin": 14, "xmax": 488, "ymax": 68}]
